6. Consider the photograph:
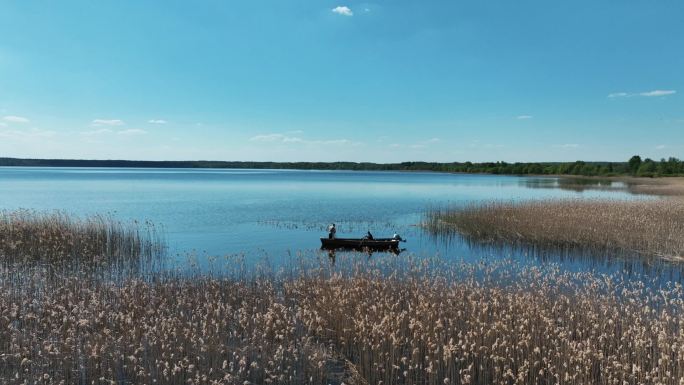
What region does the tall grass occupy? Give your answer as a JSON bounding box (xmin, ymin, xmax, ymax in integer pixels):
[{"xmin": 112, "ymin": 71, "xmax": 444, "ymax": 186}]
[
  {"xmin": 0, "ymin": 209, "xmax": 164, "ymax": 272},
  {"xmin": 425, "ymin": 199, "xmax": 684, "ymax": 261},
  {"xmin": 1, "ymin": 256, "xmax": 683, "ymax": 385}
]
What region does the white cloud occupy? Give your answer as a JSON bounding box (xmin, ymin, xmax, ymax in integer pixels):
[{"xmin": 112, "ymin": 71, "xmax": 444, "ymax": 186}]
[
  {"xmin": 425, "ymin": 138, "xmax": 441, "ymax": 143},
  {"xmin": 321, "ymin": 139, "xmax": 351, "ymax": 145},
  {"xmin": 249, "ymin": 133, "xmax": 306, "ymax": 143},
  {"xmin": 117, "ymin": 129, "xmax": 147, "ymax": 136},
  {"xmin": 80, "ymin": 128, "xmax": 113, "ymax": 136},
  {"xmin": 640, "ymin": 90, "xmax": 676, "ymax": 97},
  {"xmin": 608, "ymin": 90, "xmax": 676, "ymax": 98},
  {"xmin": 410, "ymin": 144, "xmax": 427, "ymax": 149},
  {"xmin": 0, "ymin": 122, "xmax": 6, "ymax": 127},
  {"xmin": 0, "ymin": 127, "xmax": 55, "ymax": 139},
  {"xmin": 3, "ymin": 115, "xmax": 30, "ymax": 123},
  {"xmin": 92, "ymin": 119, "xmax": 125, "ymax": 126},
  {"xmin": 148, "ymin": 119, "xmax": 167, "ymax": 124},
  {"xmin": 250, "ymin": 133, "xmax": 359, "ymax": 146},
  {"xmin": 656, "ymin": 144, "xmax": 666, "ymax": 150},
  {"xmin": 553, "ymin": 144, "xmax": 580, "ymax": 149},
  {"xmin": 332, "ymin": 6, "xmax": 353, "ymax": 16},
  {"xmin": 516, "ymin": 115, "xmax": 533, "ymax": 120}
]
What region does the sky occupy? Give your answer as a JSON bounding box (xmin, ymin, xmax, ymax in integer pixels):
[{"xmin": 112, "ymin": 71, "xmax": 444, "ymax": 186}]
[{"xmin": 0, "ymin": 1, "xmax": 682, "ymax": 163}]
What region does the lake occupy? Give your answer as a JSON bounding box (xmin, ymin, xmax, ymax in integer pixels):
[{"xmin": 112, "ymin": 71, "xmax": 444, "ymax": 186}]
[{"xmin": 0, "ymin": 167, "xmax": 679, "ymax": 280}]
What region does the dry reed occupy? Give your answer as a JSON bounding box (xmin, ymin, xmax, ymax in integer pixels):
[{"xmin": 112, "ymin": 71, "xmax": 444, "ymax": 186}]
[
  {"xmin": 1, "ymin": 256, "xmax": 683, "ymax": 385},
  {"xmin": 425, "ymin": 199, "xmax": 684, "ymax": 261},
  {"xmin": 0, "ymin": 209, "xmax": 164, "ymax": 272}
]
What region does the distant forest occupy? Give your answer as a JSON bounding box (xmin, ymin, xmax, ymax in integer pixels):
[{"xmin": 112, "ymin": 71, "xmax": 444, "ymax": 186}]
[{"xmin": 0, "ymin": 155, "xmax": 682, "ymax": 177}]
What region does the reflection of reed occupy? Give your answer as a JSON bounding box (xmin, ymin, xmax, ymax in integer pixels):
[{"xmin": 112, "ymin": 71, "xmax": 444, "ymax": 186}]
[
  {"xmin": 2, "ymin": 256, "xmax": 683, "ymax": 385},
  {"xmin": 424, "ymin": 199, "xmax": 684, "ymax": 263}
]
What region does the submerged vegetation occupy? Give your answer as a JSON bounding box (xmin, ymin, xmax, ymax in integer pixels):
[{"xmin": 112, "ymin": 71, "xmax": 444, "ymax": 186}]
[
  {"xmin": 1, "ymin": 256, "xmax": 683, "ymax": 384},
  {"xmin": 425, "ymin": 199, "xmax": 684, "ymax": 261}
]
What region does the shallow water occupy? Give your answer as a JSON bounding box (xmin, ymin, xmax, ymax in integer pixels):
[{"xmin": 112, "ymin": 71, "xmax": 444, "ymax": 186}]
[{"xmin": 0, "ymin": 167, "xmax": 678, "ymax": 280}]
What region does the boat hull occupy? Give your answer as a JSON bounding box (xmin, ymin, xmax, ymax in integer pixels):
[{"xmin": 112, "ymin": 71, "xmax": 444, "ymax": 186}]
[{"xmin": 320, "ymin": 238, "xmax": 400, "ymax": 250}]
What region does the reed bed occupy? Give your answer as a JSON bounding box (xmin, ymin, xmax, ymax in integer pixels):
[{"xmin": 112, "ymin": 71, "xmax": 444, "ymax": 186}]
[
  {"xmin": 425, "ymin": 199, "xmax": 684, "ymax": 261},
  {"xmin": 625, "ymin": 177, "xmax": 684, "ymax": 197},
  {"xmin": 0, "ymin": 209, "xmax": 164, "ymax": 271},
  {"xmin": 1, "ymin": 256, "xmax": 683, "ymax": 385}
]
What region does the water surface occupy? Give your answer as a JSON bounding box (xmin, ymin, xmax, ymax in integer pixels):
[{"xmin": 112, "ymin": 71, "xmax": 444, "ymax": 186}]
[{"xmin": 0, "ymin": 167, "xmax": 676, "ymax": 280}]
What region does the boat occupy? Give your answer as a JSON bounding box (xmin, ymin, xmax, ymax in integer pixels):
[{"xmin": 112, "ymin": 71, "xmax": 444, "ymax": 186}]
[{"xmin": 320, "ymin": 237, "xmax": 402, "ymax": 251}]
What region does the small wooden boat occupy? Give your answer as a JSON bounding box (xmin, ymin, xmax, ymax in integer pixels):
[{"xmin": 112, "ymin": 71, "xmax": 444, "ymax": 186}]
[{"xmin": 320, "ymin": 237, "xmax": 402, "ymax": 251}]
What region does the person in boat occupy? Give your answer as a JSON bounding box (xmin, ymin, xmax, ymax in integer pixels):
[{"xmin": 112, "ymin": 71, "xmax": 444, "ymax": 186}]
[
  {"xmin": 364, "ymin": 230, "xmax": 374, "ymax": 240},
  {"xmin": 392, "ymin": 233, "xmax": 403, "ymax": 241},
  {"xmin": 328, "ymin": 223, "xmax": 336, "ymax": 239}
]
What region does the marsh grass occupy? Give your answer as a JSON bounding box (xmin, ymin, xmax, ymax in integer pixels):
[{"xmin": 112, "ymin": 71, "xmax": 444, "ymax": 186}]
[
  {"xmin": 625, "ymin": 177, "xmax": 684, "ymax": 197},
  {"xmin": 0, "ymin": 209, "xmax": 164, "ymax": 273},
  {"xmin": 425, "ymin": 199, "xmax": 684, "ymax": 262},
  {"xmin": 1, "ymin": 255, "xmax": 684, "ymax": 385},
  {"xmin": 2, "ymin": 206, "xmax": 684, "ymax": 384}
]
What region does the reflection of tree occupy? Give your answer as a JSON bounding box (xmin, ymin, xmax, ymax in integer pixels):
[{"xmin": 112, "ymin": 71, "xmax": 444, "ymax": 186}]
[{"xmin": 522, "ymin": 177, "xmax": 622, "ymax": 193}]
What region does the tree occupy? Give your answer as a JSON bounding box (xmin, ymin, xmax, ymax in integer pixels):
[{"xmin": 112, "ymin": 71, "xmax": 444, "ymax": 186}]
[
  {"xmin": 628, "ymin": 155, "xmax": 642, "ymax": 174},
  {"xmin": 637, "ymin": 159, "xmax": 657, "ymax": 177}
]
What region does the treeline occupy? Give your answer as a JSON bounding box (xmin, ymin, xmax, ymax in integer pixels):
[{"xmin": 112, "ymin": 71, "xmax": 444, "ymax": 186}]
[{"xmin": 0, "ymin": 155, "xmax": 682, "ymax": 176}]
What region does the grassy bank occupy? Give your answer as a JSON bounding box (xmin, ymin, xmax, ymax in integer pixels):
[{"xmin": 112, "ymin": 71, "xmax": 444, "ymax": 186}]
[
  {"xmin": 0, "ymin": 257, "xmax": 682, "ymax": 385},
  {"xmin": 425, "ymin": 199, "xmax": 684, "ymax": 261}
]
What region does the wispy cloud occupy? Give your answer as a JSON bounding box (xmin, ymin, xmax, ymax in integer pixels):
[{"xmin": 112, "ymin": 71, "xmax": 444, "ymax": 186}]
[
  {"xmin": 250, "ymin": 133, "xmax": 303, "ymax": 143},
  {"xmin": 656, "ymin": 144, "xmax": 667, "ymax": 150},
  {"xmin": 0, "ymin": 127, "xmax": 55, "ymax": 139},
  {"xmin": 148, "ymin": 119, "xmax": 167, "ymax": 124},
  {"xmin": 553, "ymin": 143, "xmax": 580, "ymax": 149},
  {"xmin": 80, "ymin": 128, "xmax": 114, "ymax": 136},
  {"xmin": 118, "ymin": 128, "xmax": 147, "ymax": 136},
  {"xmin": 321, "ymin": 139, "xmax": 352, "ymax": 145},
  {"xmin": 250, "ymin": 133, "xmax": 359, "ymax": 146},
  {"xmin": 92, "ymin": 119, "xmax": 125, "ymax": 126},
  {"xmin": 332, "ymin": 5, "xmax": 353, "ymax": 16},
  {"xmin": 640, "ymin": 90, "xmax": 676, "ymax": 97},
  {"xmin": 516, "ymin": 115, "xmax": 533, "ymax": 120},
  {"xmin": 3, "ymin": 115, "xmax": 30, "ymax": 123},
  {"xmin": 608, "ymin": 90, "xmax": 676, "ymax": 98}
]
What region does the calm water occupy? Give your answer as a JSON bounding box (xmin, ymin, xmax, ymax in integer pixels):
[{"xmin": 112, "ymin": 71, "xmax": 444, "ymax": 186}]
[{"xmin": 0, "ymin": 167, "xmax": 679, "ymax": 280}]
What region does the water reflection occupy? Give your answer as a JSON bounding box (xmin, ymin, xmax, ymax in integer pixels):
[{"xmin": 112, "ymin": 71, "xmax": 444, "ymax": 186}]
[
  {"xmin": 325, "ymin": 247, "xmax": 405, "ymax": 265},
  {"xmin": 522, "ymin": 177, "xmax": 628, "ymax": 193},
  {"xmin": 426, "ymin": 230, "xmax": 684, "ymax": 284}
]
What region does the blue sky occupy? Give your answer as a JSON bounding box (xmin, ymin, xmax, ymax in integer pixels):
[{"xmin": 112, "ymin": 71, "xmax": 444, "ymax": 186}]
[{"xmin": 0, "ymin": 1, "xmax": 682, "ymax": 162}]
